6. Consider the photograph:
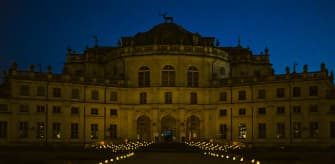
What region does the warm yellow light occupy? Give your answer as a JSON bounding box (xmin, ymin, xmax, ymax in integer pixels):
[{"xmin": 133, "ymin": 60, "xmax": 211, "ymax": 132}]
[
  {"xmin": 104, "ymin": 160, "xmax": 109, "ymax": 163},
  {"xmin": 233, "ymin": 156, "xmax": 236, "ymax": 160},
  {"xmin": 110, "ymin": 158, "xmax": 114, "ymax": 162},
  {"xmin": 226, "ymin": 155, "xmax": 229, "ymax": 159},
  {"xmin": 256, "ymin": 161, "xmax": 260, "ymax": 164},
  {"xmin": 251, "ymin": 159, "xmax": 255, "ymax": 163},
  {"xmin": 240, "ymin": 157, "xmax": 244, "ymax": 162}
]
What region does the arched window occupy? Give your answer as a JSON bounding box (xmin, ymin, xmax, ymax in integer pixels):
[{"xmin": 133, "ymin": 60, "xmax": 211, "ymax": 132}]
[
  {"xmin": 187, "ymin": 66, "xmax": 198, "ymax": 87},
  {"xmin": 162, "ymin": 65, "xmax": 175, "ymax": 87},
  {"xmin": 138, "ymin": 66, "xmax": 150, "ymax": 87}
]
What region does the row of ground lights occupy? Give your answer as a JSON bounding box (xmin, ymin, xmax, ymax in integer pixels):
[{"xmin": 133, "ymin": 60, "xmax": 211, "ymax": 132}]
[
  {"xmin": 97, "ymin": 141, "xmax": 153, "ymax": 164},
  {"xmin": 98, "ymin": 152, "xmax": 135, "ymax": 164},
  {"xmin": 185, "ymin": 141, "xmax": 260, "ymax": 164}
]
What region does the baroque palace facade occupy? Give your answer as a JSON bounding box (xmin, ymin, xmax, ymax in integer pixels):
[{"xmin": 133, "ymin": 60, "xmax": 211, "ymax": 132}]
[{"xmin": 0, "ymin": 21, "xmax": 335, "ymax": 147}]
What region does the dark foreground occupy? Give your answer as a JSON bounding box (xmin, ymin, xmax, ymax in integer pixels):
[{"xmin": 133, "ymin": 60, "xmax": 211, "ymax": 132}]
[{"xmin": 0, "ymin": 143, "xmax": 335, "ymax": 164}]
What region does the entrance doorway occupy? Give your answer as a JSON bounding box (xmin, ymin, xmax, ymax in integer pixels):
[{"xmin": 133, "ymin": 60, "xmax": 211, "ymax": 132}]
[
  {"xmin": 186, "ymin": 115, "xmax": 200, "ymax": 140},
  {"xmin": 137, "ymin": 115, "xmax": 151, "ymax": 140},
  {"xmin": 161, "ymin": 115, "xmax": 177, "ymax": 143}
]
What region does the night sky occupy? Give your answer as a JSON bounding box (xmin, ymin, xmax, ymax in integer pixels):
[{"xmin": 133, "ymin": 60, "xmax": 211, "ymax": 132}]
[{"xmin": 1, "ymin": 0, "xmax": 335, "ymax": 77}]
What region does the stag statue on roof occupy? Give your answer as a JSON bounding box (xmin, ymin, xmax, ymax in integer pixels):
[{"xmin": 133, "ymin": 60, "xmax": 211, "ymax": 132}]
[{"xmin": 160, "ymin": 13, "xmax": 173, "ymax": 23}]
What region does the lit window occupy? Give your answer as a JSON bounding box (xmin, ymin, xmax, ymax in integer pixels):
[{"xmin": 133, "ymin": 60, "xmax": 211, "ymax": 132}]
[{"xmin": 239, "ymin": 123, "xmax": 246, "ymax": 139}]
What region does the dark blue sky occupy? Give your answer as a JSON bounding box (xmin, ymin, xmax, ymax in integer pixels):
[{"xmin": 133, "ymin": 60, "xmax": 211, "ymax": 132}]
[{"xmin": 1, "ymin": 0, "xmax": 335, "ymax": 76}]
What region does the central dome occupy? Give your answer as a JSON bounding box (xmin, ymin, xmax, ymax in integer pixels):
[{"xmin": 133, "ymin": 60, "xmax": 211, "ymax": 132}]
[
  {"xmin": 121, "ymin": 23, "xmax": 215, "ymax": 46},
  {"xmin": 134, "ymin": 23, "xmax": 195, "ymax": 45}
]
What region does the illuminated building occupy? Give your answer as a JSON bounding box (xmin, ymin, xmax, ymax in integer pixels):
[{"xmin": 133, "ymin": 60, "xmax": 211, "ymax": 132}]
[{"xmin": 0, "ymin": 20, "xmax": 335, "ymax": 147}]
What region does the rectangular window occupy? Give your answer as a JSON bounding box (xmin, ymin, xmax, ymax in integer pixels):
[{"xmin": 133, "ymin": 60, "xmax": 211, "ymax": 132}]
[
  {"xmin": 91, "ymin": 108, "xmax": 98, "ymax": 115},
  {"xmin": 309, "ymin": 104, "xmax": 318, "ymax": 113},
  {"xmin": 330, "ymin": 122, "xmax": 335, "ymax": 138},
  {"xmin": 19, "ymin": 104, "xmax": 29, "ymax": 113},
  {"xmin": 258, "ymin": 89, "xmax": 266, "ymax": 99},
  {"xmin": 293, "ymin": 106, "xmax": 301, "ymax": 113},
  {"xmin": 19, "ymin": 85, "xmax": 30, "ymax": 96},
  {"xmin": 258, "ymin": 108, "xmax": 266, "ymax": 115},
  {"xmin": 37, "ymin": 86, "xmax": 45, "ymax": 96},
  {"xmin": 165, "ymin": 92, "xmax": 172, "ymax": 104},
  {"xmin": 71, "ymin": 107, "xmax": 79, "ymax": 114},
  {"xmin": 276, "ymin": 123, "xmax": 285, "ymax": 139},
  {"xmin": 219, "ymin": 92, "xmax": 227, "ymax": 101},
  {"xmin": 277, "ymin": 106, "xmax": 285, "ymax": 115},
  {"xmin": 110, "ymin": 124, "xmax": 117, "ymax": 139},
  {"xmin": 293, "ymin": 87, "xmax": 301, "ymax": 97},
  {"xmin": 71, "ymin": 123, "xmax": 79, "ymax": 139},
  {"xmin": 53, "ymin": 88, "xmax": 61, "ymax": 97},
  {"xmin": 71, "ymin": 89, "xmax": 80, "ymax": 99},
  {"xmin": 239, "ymin": 123, "xmax": 247, "ymax": 139},
  {"xmin": 239, "ymin": 108, "xmax": 246, "ymax": 115},
  {"xmin": 36, "ymin": 105, "xmax": 45, "ymax": 113},
  {"xmin": 110, "ymin": 92, "xmax": 118, "ymax": 101},
  {"xmin": 219, "ymin": 109, "xmax": 227, "ymax": 117},
  {"xmin": 309, "ymin": 86, "xmax": 318, "ymax": 96},
  {"xmin": 310, "ymin": 122, "xmax": 319, "ymax": 138},
  {"xmin": 219, "ymin": 124, "xmax": 227, "ymax": 139},
  {"xmin": 139, "ymin": 92, "xmax": 147, "ymax": 104},
  {"xmin": 277, "ymin": 88, "xmax": 285, "ymax": 98},
  {"xmin": 190, "ymin": 92, "xmax": 197, "ymax": 104},
  {"xmin": 110, "ymin": 109, "xmax": 118, "ymax": 116},
  {"xmin": 293, "ymin": 122, "xmax": 302, "ymax": 138},
  {"xmin": 258, "ymin": 123, "xmax": 266, "ymax": 138},
  {"xmin": 36, "ymin": 122, "xmax": 45, "ymax": 139},
  {"xmin": 52, "ymin": 122, "xmax": 61, "ymax": 139},
  {"xmin": 19, "ymin": 121, "xmax": 29, "ymax": 138},
  {"xmin": 52, "ymin": 106, "xmax": 61, "ymax": 113},
  {"xmin": 91, "ymin": 124, "xmax": 98, "ymax": 139},
  {"xmin": 0, "ymin": 121, "xmax": 7, "ymax": 138},
  {"xmin": 238, "ymin": 91, "xmax": 246, "ymax": 100},
  {"xmin": 91, "ymin": 90, "xmax": 99, "ymax": 100}
]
